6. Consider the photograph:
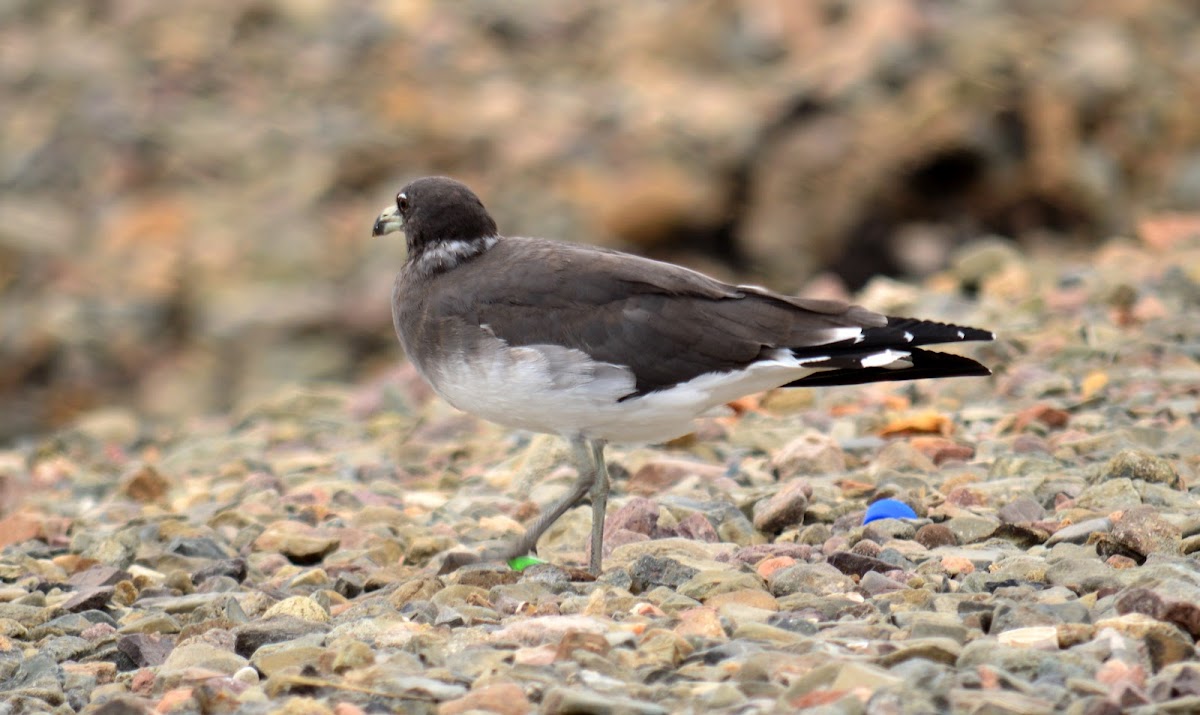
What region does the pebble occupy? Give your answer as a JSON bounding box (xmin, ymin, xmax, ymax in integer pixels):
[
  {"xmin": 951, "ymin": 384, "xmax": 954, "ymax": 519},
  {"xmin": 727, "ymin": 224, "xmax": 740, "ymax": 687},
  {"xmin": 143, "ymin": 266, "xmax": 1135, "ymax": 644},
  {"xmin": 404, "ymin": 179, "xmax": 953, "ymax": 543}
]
[
  {"xmin": 250, "ymin": 635, "xmax": 326, "ymax": 676},
  {"xmin": 262, "ymin": 595, "xmax": 330, "ymax": 623},
  {"xmin": 751, "ymin": 480, "xmax": 811, "ymax": 534},
  {"xmin": 944, "ymin": 514, "xmax": 1001, "ymax": 543},
  {"xmin": 157, "ymin": 642, "xmax": 249, "ymax": 684},
  {"xmin": 254, "ymin": 522, "xmax": 341, "ymax": 563},
  {"xmin": 915, "ymin": 523, "xmax": 958, "ymax": 549},
  {"xmin": 1094, "ymin": 614, "xmax": 1194, "ymax": 670},
  {"xmin": 1109, "ymin": 506, "xmax": 1183, "ymax": 557},
  {"xmin": 118, "ymin": 633, "xmax": 176, "ymax": 668},
  {"xmin": 768, "ymin": 563, "xmax": 854, "ymax": 597},
  {"xmin": 1047, "ymin": 517, "xmax": 1113, "ymax": 545},
  {"xmin": 771, "ymin": 433, "xmax": 846, "ymax": 478},
  {"xmin": 234, "ymin": 616, "xmax": 330, "ymax": 658},
  {"xmin": 1099, "ymin": 450, "xmax": 1180, "ymax": 486},
  {"xmin": 542, "ymin": 687, "xmax": 668, "ymax": 715},
  {"xmin": 997, "ymin": 625, "xmax": 1062, "ymax": 650},
  {"xmin": 438, "ymin": 682, "xmax": 533, "ymax": 715},
  {"xmin": 677, "ymin": 569, "xmax": 764, "ymax": 602}
]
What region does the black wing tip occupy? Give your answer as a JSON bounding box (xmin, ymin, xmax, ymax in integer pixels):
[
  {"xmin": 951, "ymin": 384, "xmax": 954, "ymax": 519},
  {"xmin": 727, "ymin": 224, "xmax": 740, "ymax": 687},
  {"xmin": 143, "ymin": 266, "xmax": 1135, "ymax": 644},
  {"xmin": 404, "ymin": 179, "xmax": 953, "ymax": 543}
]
[
  {"xmin": 956, "ymin": 363, "xmax": 992, "ymax": 377},
  {"xmin": 784, "ymin": 348, "xmax": 992, "ymax": 389},
  {"xmin": 879, "ymin": 317, "xmax": 995, "ymax": 345}
]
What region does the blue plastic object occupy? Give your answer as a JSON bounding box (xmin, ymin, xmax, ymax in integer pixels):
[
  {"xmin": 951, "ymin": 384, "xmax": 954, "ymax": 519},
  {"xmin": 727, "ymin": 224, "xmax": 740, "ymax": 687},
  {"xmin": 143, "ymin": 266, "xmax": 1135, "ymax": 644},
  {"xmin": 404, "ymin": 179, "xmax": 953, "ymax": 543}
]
[{"xmin": 863, "ymin": 498, "xmax": 918, "ymax": 524}]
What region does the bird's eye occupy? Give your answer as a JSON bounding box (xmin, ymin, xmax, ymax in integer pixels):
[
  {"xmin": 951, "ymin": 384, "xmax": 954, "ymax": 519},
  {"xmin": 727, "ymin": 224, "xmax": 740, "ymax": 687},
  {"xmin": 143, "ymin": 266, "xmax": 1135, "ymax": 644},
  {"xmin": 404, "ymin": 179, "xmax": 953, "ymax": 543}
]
[{"xmin": 396, "ymin": 193, "xmax": 409, "ymax": 213}]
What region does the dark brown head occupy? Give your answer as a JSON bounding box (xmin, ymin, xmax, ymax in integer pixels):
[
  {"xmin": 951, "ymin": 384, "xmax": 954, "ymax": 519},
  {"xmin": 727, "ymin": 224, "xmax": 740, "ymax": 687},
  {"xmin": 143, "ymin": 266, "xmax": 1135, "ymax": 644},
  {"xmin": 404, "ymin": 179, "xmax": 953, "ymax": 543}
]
[{"xmin": 372, "ymin": 177, "xmax": 499, "ymax": 263}]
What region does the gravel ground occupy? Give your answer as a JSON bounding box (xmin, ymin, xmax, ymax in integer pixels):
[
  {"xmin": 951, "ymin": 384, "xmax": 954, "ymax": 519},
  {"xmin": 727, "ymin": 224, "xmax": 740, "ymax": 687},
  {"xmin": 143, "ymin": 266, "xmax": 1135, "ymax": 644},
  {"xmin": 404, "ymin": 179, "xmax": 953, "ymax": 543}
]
[{"xmin": 1, "ymin": 233, "xmax": 1199, "ymax": 714}]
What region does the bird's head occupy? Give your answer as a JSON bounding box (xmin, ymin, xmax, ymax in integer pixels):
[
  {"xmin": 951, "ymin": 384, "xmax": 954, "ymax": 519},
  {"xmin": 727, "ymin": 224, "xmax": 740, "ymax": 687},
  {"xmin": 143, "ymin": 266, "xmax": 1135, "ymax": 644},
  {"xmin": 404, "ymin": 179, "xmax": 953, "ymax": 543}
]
[{"xmin": 373, "ymin": 177, "xmax": 498, "ymax": 261}]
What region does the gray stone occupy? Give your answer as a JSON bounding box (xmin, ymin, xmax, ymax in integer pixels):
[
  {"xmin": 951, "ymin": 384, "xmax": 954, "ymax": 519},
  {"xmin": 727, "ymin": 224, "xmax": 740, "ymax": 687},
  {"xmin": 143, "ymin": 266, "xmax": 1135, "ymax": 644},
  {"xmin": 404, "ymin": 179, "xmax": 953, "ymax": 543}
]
[
  {"xmin": 859, "ymin": 570, "xmax": 907, "ymax": 595},
  {"xmin": 764, "ymin": 611, "xmax": 819, "ymax": 636},
  {"xmin": 1074, "ymin": 478, "xmax": 1143, "ymax": 511},
  {"xmin": 871, "ymin": 441, "xmax": 938, "ymax": 475},
  {"xmin": 0, "ymin": 618, "xmax": 27, "ymax": 639},
  {"xmin": 117, "ymin": 612, "xmax": 180, "ymax": 634},
  {"xmin": 862, "ymin": 518, "xmax": 919, "ymax": 542},
  {"xmin": 729, "ymin": 621, "xmax": 810, "ymax": 645},
  {"xmin": 1116, "ymin": 582, "xmax": 1200, "ymax": 639},
  {"xmin": 827, "ymin": 550, "xmax": 896, "ymax": 577},
  {"xmin": 67, "ymin": 565, "xmax": 130, "ymax": 589},
  {"xmin": 928, "ymin": 546, "xmax": 1015, "ymax": 570},
  {"xmin": 628, "ymin": 555, "xmax": 700, "ymax": 593},
  {"xmin": 0, "ymin": 655, "xmax": 64, "ymax": 706},
  {"xmin": 991, "ymin": 601, "xmax": 1090, "ymax": 634},
  {"xmin": 719, "ymin": 543, "xmax": 812, "ymax": 568},
  {"xmin": 752, "ymin": 480, "xmax": 811, "ymax": 534},
  {"xmin": 62, "ymin": 587, "xmax": 114, "ymax": 613},
  {"xmin": 677, "ymin": 569, "xmax": 764, "ymax": 602},
  {"xmin": 0, "ymin": 602, "xmax": 47, "ymax": 626},
  {"xmin": 37, "ymin": 611, "xmax": 117, "ymax": 637},
  {"xmin": 543, "ymin": 686, "xmax": 669, "ymax": 715},
  {"xmin": 604, "ymin": 497, "xmax": 660, "ymax": 536},
  {"xmin": 768, "ymin": 562, "xmax": 854, "ymax": 597},
  {"xmin": 39, "ymin": 635, "xmax": 93, "ymax": 663},
  {"xmin": 999, "ymin": 496, "xmax": 1048, "ymax": 524},
  {"xmin": 233, "ymin": 615, "xmax": 331, "ymax": 658},
  {"xmin": 72, "ymin": 528, "xmax": 139, "ymax": 569},
  {"xmin": 1045, "ymin": 557, "xmax": 1123, "ymax": 594},
  {"xmin": 366, "ymin": 673, "xmax": 467, "ymax": 701},
  {"xmin": 134, "ymin": 591, "xmax": 248, "ymax": 614},
  {"xmin": 1047, "ymin": 517, "xmax": 1112, "ymax": 545},
  {"xmin": 1147, "ymin": 662, "xmax": 1200, "ymax": 702},
  {"xmin": 190, "ymin": 558, "xmax": 248, "ymax": 585},
  {"xmin": 118, "ymin": 633, "xmax": 176, "ymax": 668},
  {"xmin": 949, "ymin": 689, "xmax": 1057, "ymax": 715},
  {"xmin": 772, "ymin": 433, "xmax": 846, "ymax": 478},
  {"xmin": 166, "ymin": 536, "xmax": 236, "ymax": 560},
  {"xmin": 88, "ymin": 696, "xmax": 148, "ymax": 714},
  {"xmin": 1099, "ymin": 449, "xmax": 1179, "ymax": 486},
  {"xmin": 158, "ymin": 642, "xmax": 249, "ymax": 682},
  {"xmin": 944, "ymin": 515, "xmax": 1001, "ymax": 544},
  {"xmin": 915, "ymin": 523, "xmax": 958, "ymax": 549},
  {"xmin": 1095, "ymin": 612, "xmax": 1194, "ymax": 670},
  {"xmin": 957, "ymin": 640, "xmax": 1096, "ymax": 683},
  {"xmin": 877, "ymin": 637, "xmax": 963, "ymax": 666},
  {"xmin": 1109, "ymin": 505, "xmax": 1183, "ymax": 557},
  {"xmin": 904, "ymin": 612, "xmax": 972, "ymax": 644},
  {"xmin": 249, "ymin": 634, "xmax": 326, "ymax": 676}
]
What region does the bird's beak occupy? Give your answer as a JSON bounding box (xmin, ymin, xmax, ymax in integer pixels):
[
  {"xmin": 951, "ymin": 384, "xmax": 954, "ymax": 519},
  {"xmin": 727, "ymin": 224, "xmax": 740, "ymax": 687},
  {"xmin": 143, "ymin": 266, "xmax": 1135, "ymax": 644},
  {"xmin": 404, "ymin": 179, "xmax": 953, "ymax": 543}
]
[{"xmin": 372, "ymin": 204, "xmax": 403, "ymax": 237}]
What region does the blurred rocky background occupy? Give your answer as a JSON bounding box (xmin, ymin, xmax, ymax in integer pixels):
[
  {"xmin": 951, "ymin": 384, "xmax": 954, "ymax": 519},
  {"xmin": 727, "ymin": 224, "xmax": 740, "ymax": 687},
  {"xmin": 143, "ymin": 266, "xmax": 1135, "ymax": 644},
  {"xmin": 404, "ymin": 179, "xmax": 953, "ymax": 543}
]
[{"xmin": 2, "ymin": 0, "xmax": 1199, "ymax": 441}]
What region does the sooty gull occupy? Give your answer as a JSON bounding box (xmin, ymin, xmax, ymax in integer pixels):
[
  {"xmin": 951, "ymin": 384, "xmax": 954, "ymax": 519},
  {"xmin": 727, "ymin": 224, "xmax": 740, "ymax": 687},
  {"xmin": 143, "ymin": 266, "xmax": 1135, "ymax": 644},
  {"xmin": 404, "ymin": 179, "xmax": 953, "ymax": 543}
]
[{"xmin": 373, "ymin": 176, "xmax": 994, "ymax": 575}]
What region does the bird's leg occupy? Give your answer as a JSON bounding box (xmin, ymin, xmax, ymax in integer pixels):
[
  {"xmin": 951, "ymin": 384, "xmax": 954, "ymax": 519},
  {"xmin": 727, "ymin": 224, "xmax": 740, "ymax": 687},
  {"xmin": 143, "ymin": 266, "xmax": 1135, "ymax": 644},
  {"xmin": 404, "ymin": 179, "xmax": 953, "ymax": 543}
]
[
  {"xmin": 499, "ymin": 435, "xmax": 597, "ymax": 564},
  {"xmin": 587, "ymin": 440, "xmax": 609, "ymax": 576}
]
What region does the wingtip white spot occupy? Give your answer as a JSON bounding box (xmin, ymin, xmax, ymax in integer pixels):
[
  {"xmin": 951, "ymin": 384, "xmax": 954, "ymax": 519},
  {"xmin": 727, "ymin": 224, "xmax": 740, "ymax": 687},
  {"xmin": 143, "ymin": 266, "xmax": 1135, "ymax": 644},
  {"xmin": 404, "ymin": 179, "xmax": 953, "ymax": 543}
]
[
  {"xmin": 862, "ymin": 349, "xmax": 910, "ymax": 368},
  {"xmin": 956, "ymin": 330, "xmax": 965, "ymax": 340},
  {"xmin": 823, "ymin": 327, "xmax": 864, "ymax": 344},
  {"xmin": 903, "ymin": 331, "xmax": 914, "ymax": 342}
]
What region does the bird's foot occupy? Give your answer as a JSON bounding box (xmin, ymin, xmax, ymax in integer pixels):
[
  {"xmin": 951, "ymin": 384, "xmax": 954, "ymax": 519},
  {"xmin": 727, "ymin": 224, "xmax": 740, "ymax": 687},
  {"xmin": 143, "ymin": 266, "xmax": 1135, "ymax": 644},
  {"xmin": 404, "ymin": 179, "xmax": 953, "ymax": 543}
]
[
  {"xmin": 436, "ymin": 551, "xmax": 482, "ymax": 575},
  {"xmin": 436, "ymin": 545, "xmax": 548, "ymax": 575}
]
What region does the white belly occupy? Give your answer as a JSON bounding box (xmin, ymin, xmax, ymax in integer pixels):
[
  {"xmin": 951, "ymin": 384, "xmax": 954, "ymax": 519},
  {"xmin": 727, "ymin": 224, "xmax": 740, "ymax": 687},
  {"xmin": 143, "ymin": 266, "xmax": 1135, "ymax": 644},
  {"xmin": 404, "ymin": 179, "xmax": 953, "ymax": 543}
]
[{"xmin": 419, "ymin": 339, "xmax": 821, "ymax": 444}]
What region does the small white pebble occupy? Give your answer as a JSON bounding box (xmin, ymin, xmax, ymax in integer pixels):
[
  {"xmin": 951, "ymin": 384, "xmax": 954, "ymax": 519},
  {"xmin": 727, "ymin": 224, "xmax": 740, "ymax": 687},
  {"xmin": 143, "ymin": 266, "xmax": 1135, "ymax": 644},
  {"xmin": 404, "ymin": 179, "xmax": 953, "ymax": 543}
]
[{"xmin": 233, "ymin": 666, "xmax": 259, "ymax": 685}]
